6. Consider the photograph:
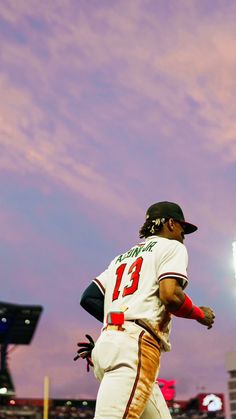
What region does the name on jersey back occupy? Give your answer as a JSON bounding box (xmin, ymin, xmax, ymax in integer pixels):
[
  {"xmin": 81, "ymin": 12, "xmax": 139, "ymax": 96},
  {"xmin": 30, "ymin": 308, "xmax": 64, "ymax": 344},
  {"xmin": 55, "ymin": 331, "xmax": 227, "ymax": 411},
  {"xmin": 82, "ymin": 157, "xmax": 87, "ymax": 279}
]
[{"xmin": 115, "ymin": 241, "xmax": 157, "ymax": 264}]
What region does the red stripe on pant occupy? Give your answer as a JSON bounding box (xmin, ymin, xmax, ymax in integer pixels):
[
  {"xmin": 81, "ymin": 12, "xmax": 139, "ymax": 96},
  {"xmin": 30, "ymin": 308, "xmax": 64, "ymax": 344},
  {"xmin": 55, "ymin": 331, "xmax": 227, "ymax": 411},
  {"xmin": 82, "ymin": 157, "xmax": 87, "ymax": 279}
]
[{"xmin": 122, "ymin": 330, "xmax": 145, "ymax": 419}]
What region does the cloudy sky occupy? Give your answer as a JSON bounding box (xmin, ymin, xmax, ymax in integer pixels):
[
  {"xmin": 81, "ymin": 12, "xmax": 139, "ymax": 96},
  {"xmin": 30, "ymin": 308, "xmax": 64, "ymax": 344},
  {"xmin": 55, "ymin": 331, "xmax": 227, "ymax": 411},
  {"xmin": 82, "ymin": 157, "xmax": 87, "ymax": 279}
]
[{"xmin": 0, "ymin": 0, "xmax": 236, "ymax": 409}]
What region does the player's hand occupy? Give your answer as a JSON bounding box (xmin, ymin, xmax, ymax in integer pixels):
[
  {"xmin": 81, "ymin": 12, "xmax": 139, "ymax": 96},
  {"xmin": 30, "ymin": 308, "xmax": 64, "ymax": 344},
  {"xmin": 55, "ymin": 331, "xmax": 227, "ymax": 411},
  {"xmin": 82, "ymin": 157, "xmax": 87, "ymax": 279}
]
[
  {"xmin": 197, "ymin": 307, "xmax": 215, "ymax": 329},
  {"xmin": 73, "ymin": 334, "xmax": 95, "ymax": 372}
]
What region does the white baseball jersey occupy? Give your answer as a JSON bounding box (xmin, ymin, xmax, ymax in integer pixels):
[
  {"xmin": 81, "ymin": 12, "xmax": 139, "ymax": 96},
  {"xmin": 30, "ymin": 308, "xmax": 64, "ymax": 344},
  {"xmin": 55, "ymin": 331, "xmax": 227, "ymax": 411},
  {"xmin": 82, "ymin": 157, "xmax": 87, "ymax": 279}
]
[{"xmin": 93, "ymin": 235, "xmax": 188, "ymax": 351}]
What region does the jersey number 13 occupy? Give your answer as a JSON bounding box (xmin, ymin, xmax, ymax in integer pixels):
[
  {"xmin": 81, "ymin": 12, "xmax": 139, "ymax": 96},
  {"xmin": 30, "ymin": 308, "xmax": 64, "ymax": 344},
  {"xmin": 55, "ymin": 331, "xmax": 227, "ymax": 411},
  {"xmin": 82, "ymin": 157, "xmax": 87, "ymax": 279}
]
[{"xmin": 112, "ymin": 257, "xmax": 143, "ymax": 301}]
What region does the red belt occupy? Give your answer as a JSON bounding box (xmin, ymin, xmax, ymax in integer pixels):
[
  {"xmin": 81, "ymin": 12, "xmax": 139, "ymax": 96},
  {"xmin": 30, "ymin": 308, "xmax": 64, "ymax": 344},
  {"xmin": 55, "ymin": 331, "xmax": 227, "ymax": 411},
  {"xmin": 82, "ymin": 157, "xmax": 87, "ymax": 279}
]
[{"xmin": 104, "ymin": 313, "xmax": 160, "ymax": 345}]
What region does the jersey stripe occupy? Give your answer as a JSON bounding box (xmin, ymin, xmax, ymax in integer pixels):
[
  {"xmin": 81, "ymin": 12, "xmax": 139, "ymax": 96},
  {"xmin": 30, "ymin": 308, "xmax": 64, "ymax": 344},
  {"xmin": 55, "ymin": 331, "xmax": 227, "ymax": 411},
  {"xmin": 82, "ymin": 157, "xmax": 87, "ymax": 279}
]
[
  {"xmin": 122, "ymin": 330, "xmax": 145, "ymax": 418},
  {"xmin": 92, "ymin": 278, "xmax": 105, "ymax": 295},
  {"xmin": 158, "ymin": 272, "xmax": 188, "ymax": 289},
  {"xmin": 158, "ymin": 272, "xmax": 188, "ymax": 281}
]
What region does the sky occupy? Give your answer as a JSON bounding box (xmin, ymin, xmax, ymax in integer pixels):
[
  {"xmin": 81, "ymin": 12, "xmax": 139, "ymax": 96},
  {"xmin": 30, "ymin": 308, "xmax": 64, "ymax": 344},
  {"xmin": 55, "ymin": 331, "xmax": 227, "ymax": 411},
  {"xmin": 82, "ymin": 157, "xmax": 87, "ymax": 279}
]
[{"xmin": 0, "ymin": 0, "xmax": 236, "ymax": 412}]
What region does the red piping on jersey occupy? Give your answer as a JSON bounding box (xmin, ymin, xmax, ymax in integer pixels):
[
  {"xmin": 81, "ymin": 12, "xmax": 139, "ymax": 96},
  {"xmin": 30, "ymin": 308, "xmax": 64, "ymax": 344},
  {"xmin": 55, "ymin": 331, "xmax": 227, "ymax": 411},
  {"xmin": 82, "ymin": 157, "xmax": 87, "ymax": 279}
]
[
  {"xmin": 122, "ymin": 330, "xmax": 145, "ymax": 419},
  {"xmin": 158, "ymin": 272, "xmax": 188, "ymax": 281},
  {"xmin": 93, "ymin": 278, "xmax": 105, "ymax": 294}
]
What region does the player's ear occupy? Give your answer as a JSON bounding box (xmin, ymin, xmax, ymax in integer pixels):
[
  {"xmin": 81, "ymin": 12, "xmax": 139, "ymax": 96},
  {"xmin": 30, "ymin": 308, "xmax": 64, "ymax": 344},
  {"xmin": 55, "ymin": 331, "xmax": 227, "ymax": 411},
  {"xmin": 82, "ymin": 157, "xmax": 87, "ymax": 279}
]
[{"xmin": 167, "ymin": 218, "xmax": 175, "ymax": 231}]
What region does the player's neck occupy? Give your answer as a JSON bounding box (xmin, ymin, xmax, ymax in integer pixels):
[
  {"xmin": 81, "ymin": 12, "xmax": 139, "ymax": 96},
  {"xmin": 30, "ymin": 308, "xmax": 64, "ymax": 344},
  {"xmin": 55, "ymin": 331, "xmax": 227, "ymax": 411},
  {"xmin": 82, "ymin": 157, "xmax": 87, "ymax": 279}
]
[{"xmin": 156, "ymin": 232, "xmax": 171, "ymax": 240}]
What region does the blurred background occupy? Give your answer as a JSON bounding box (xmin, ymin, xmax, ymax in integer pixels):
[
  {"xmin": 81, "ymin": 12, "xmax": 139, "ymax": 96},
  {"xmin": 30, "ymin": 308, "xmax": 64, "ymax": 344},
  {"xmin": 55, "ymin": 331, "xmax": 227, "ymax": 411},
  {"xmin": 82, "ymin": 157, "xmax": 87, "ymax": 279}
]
[{"xmin": 0, "ymin": 0, "xmax": 236, "ymax": 417}]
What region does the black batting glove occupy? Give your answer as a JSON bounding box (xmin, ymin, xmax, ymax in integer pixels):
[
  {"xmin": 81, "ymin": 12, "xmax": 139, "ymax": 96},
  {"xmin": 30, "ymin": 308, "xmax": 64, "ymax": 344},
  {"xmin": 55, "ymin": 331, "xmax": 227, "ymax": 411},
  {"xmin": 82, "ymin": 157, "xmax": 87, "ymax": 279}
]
[{"xmin": 73, "ymin": 334, "xmax": 95, "ymax": 372}]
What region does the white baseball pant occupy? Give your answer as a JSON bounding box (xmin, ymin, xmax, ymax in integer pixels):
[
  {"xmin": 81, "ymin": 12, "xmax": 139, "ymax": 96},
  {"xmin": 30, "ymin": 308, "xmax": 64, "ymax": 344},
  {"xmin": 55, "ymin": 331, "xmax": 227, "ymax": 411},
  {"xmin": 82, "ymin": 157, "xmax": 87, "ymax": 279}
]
[{"xmin": 92, "ymin": 321, "xmax": 172, "ymax": 419}]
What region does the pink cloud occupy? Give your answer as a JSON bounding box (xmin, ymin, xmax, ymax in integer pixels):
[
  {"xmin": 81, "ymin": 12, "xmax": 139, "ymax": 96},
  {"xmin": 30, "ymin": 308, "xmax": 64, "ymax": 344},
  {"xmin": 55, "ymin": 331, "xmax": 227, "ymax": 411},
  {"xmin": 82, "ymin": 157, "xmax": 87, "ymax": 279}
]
[
  {"xmin": 0, "ymin": 0, "xmax": 235, "ymax": 269},
  {"xmin": 0, "ymin": 0, "xmax": 236, "ymax": 223},
  {"xmin": 0, "ymin": 3, "xmax": 235, "ymax": 407}
]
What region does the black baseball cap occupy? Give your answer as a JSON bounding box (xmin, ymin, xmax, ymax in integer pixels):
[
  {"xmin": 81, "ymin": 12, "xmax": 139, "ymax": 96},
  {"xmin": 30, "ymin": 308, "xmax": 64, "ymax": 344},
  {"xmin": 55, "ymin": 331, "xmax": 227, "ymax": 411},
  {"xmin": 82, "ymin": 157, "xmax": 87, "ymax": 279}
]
[{"xmin": 146, "ymin": 201, "xmax": 198, "ymax": 234}]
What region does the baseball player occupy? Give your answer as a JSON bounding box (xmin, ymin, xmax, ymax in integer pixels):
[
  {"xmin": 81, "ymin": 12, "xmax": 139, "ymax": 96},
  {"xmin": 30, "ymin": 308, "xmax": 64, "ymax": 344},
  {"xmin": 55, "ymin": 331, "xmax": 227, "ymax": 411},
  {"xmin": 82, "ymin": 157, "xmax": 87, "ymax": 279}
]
[{"xmin": 77, "ymin": 201, "xmax": 215, "ymax": 419}]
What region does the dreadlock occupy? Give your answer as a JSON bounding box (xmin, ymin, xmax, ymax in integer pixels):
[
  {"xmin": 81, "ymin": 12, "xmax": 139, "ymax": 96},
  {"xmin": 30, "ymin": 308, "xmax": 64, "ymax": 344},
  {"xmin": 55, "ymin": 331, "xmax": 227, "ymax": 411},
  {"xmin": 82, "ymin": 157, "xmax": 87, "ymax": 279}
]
[{"xmin": 139, "ymin": 217, "xmax": 165, "ymax": 238}]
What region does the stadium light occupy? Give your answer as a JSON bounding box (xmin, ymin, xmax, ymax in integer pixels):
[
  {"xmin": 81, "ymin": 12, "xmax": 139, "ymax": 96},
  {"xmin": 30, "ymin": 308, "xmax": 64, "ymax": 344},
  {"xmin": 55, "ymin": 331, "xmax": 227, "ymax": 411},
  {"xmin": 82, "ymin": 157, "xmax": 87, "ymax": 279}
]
[
  {"xmin": 233, "ymin": 241, "xmax": 236, "ymax": 280},
  {"xmin": 0, "ymin": 387, "xmax": 7, "ymax": 395},
  {"xmin": 0, "ymin": 301, "xmax": 43, "ymax": 397},
  {"xmin": 0, "ymin": 367, "xmax": 15, "ymax": 395}
]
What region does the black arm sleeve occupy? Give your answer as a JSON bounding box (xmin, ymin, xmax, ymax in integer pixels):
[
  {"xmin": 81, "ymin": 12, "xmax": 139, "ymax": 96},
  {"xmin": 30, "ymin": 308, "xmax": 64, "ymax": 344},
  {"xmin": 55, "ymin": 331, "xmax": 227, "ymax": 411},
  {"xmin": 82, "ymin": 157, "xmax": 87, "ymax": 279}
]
[{"xmin": 80, "ymin": 282, "xmax": 104, "ymax": 323}]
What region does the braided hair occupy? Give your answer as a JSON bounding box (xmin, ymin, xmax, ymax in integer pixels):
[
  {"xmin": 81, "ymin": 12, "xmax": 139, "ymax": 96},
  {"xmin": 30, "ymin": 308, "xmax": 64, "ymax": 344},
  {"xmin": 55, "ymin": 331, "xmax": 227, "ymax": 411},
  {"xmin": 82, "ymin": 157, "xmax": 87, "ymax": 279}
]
[{"xmin": 139, "ymin": 217, "xmax": 166, "ymax": 238}]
